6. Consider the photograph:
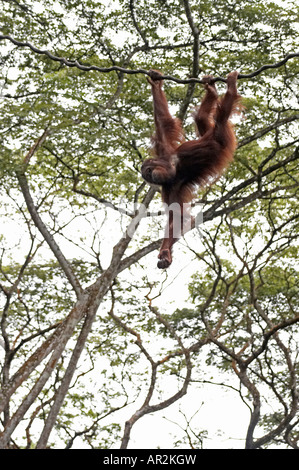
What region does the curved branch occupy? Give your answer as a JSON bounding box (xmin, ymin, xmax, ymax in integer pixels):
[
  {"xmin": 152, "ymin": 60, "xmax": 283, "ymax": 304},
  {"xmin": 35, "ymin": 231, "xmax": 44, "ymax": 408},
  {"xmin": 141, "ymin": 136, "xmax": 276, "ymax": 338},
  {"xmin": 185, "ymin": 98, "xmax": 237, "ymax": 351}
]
[
  {"xmin": 238, "ymin": 114, "xmax": 299, "ymax": 149},
  {"xmin": 129, "ymin": 0, "xmax": 149, "ymax": 46},
  {"xmin": 17, "ymin": 171, "xmax": 83, "ymax": 297},
  {"xmin": 120, "ymin": 300, "xmax": 193, "ymax": 449},
  {"xmin": 244, "ymin": 315, "xmax": 299, "ymax": 368},
  {"xmin": 0, "ymin": 35, "xmax": 298, "ymax": 83},
  {"xmin": 203, "ymin": 146, "xmax": 299, "ymax": 222},
  {"xmin": 36, "ymin": 305, "xmax": 97, "ymax": 449}
]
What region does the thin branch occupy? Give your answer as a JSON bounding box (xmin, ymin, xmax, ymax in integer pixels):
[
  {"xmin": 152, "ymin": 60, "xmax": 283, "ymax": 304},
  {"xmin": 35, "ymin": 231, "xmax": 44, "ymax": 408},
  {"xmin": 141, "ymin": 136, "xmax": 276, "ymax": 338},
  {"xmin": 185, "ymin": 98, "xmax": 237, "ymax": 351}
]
[
  {"xmin": 17, "ymin": 171, "xmax": 83, "ymax": 297},
  {"xmin": 178, "ymin": 0, "xmax": 201, "ymax": 121},
  {"xmin": 0, "ymin": 292, "xmax": 90, "ymax": 448},
  {"xmin": 129, "ymin": 0, "xmax": 149, "ymax": 46},
  {"xmin": 23, "ymin": 127, "xmax": 50, "ymax": 167},
  {"xmin": 36, "ymin": 304, "xmax": 98, "ymax": 449},
  {"xmin": 238, "ymin": 114, "xmax": 299, "ymax": 149},
  {"xmin": 244, "ymin": 315, "xmax": 299, "ymax": 368},
  {"xmin": 203, "ymin": 146, "xmax": 299, "ymax": 222},
  {"xmin": 120, "ymin": 298, "xmax": 193, "ymax": 449},
  {"xmin": 0, "ymin": 35, "xmax": 298, "ymax": 83}
]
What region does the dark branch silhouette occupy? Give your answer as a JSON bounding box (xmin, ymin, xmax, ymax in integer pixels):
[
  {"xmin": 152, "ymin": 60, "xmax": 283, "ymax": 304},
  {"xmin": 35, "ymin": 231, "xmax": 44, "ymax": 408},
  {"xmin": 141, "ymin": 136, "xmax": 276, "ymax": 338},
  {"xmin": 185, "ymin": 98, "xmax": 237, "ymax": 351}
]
[{"xmin": 0, "ymin": 34, "xmax": 298, "ymax": 83}]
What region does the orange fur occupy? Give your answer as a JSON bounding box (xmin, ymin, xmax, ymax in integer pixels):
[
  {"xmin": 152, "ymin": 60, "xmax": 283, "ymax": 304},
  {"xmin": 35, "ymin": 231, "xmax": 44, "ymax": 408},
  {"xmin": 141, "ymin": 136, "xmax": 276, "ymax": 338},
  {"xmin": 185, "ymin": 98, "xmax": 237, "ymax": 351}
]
[{"xmin": 141, "ymin": 70, "xmax": 241, "ymax": 268}]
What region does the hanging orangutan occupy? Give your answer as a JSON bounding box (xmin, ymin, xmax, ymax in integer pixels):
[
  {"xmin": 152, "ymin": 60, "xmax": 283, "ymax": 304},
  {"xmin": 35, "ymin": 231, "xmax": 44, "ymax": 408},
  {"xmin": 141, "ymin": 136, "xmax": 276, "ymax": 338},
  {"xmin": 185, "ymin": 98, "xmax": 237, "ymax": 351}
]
[{"xmin": 141, "ymin": 69, "xmax": 241, "ymax": 268}]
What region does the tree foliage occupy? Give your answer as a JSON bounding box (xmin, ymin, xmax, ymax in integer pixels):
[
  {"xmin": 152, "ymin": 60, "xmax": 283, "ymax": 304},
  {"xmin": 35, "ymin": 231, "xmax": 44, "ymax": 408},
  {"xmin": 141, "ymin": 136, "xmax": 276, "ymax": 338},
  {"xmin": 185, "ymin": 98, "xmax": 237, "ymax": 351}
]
[{"xmin": 0, "ymin": 0, "xmax": 298, "ymax": 449}]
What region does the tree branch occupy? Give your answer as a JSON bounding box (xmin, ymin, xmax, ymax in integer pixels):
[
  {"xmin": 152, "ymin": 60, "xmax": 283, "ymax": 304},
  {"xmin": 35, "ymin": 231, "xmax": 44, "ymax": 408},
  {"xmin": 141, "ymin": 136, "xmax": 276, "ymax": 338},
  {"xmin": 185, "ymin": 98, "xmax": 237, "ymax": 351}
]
[
  {"xmin": 178, "ymin": 0, "xmax": 201, "ymax": 121},
  {"xmin": 17, "ymin": 171, "xmax": 83, "ymax": 297},
  {"xmin": 0, "ymin": 34, "xmax": 298, "ymax": 83}
]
